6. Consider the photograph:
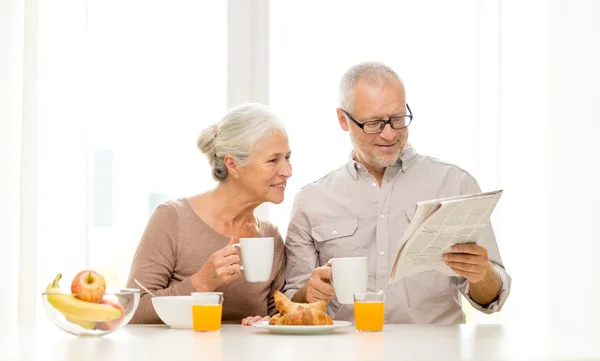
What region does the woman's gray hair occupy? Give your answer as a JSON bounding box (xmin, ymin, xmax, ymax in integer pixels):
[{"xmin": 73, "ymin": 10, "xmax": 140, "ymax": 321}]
[
  {"xmin": 339, "ymin": 61, "xmax": 405, "ymax": 112},
  {"xmin": 197, "ymin": 103, "xmax": 286, "ymax": 181}
]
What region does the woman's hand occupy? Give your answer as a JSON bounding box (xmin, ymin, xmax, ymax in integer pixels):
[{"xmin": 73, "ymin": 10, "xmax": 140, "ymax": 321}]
[
  {"xmin": 242, "ymin": 315, "xmax": 268, "ymax": 326},
  {"xmin": 192, "ymin": 236, "xmax": 241, "ymax": 291}
]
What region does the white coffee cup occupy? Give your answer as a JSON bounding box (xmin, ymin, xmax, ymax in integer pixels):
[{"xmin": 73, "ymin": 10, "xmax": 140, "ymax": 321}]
[
  {"xmin": 232, "ymin": 237, "xmax": 274, "ymax": 282},
  {"xmin": 331, "ymin": 257, "xmax": 368, "ymax": 304}
]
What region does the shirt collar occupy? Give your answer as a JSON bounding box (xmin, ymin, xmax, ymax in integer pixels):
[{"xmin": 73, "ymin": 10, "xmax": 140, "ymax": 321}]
[{"xmin": 345, "ymin": 143, "xmax": 419, "ymax": 180}]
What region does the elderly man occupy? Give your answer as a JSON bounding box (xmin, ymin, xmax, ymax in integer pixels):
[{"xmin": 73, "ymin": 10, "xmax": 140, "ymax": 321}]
[{"xmin": 283, "ymin": 62, "xmax": 511, "ymax": 323}]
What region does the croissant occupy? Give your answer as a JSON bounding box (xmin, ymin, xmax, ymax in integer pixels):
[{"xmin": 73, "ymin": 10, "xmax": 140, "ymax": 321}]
[
  {"xmin": 268, "ymin": 313, "xmax": 281, "ymax": 325},
  {"xmin": 275, "ymin": 308, "xmax": 333, "ymax": 326},
  {"xmin": 273, "ymin": 291, "xmax": 327, "ymax": 315}
]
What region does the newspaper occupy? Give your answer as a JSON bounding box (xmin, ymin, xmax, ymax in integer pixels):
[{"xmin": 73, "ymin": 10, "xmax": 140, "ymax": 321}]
[{"xmin": 389, "ymin": 190, "xmax": 503, "ymax": 283}]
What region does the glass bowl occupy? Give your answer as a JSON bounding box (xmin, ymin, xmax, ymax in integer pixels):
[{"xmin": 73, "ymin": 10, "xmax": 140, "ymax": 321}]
[{"xmin": 42, "ymin": 289, "xmax": 140, "ymax": 336}]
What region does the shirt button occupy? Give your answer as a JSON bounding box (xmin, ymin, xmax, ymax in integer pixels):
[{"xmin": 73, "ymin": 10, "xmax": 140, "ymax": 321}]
[
  {"xmin": 379, "ymin": 251, "xmax": 385, "ymax": 256},
  {"xmin": 378, "ymin": 289, "xmax": 384, "ymax": 293},
  {"xmin": 332, "ymin": 230, "xmax": 338, "ymax": 235},
  {"xmin": 402, "ymin": 166, "xmax": 407, "ymax": 172},
  {"xmin": 371, "ymin": 182, "xmax": 377, "ymax": 188},
  {"xmin": 379, "ymin": 214, "xmax": 385, "ymax": 219}
]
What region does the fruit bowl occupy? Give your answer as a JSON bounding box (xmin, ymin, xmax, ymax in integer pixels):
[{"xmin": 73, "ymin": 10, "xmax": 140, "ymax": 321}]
[{"xmin": 42, "ymin": 287, "xmax": 140, "ymax": 336}]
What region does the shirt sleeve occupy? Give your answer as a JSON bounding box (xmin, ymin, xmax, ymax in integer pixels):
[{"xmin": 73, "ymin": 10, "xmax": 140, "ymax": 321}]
[
  {"xmin": 282, "ymin": 191, "xmax": 320, "ymax": 300},
  {"xmin": 125, "ymin": 204, "xmax": 195, "ymax": 324},
  {"xmin": 458, "ymin": 261, "xmax": 512, "ymax": 313},
  {"xmin": 456, "ymin": 172, "xmax": 512, "ymax": 313}
]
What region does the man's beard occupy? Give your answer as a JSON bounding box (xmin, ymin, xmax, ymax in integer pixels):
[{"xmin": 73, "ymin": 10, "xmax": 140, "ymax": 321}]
[{"xmin": 350, "ymin": 136, "xmax": 404, "ymax": 168}]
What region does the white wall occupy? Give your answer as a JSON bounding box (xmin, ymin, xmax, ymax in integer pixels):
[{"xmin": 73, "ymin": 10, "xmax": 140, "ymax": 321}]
[{"xmin": 548, "ymin": 0, "xmax": 600, "ymax": 325}]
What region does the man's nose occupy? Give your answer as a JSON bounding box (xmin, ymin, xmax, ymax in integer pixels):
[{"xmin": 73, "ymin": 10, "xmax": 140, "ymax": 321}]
[{"xmin": 378, "ymin": 123, "xmax": 396, "ymax": 140}]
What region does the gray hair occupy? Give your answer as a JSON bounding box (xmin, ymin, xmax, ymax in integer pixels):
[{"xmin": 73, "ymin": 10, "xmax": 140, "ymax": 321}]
[
  {"xmin": 197, "ymin": 103, "xmax": 286, "ymax": 181},
  {"xmin": 339, "ymin": 61, "xmax": 405, "ymax": 112}
]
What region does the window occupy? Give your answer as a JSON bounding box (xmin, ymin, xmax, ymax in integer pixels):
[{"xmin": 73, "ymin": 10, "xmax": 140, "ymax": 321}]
[
  {"xmin": 85, "ymin": 1, "xmax": 226, "ymax": 287},
  {"xmin": 269, "ymin": 0, "xmax": 479, "ymax": 235}
]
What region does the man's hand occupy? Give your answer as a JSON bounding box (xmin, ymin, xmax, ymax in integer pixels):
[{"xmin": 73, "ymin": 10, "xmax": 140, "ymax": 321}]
[
  {"xmin": 305, "ymin": 262, "xmax": 336, "ymax": 303},
  {"xmin": 443, "ymin": 243, "xmax": 490, "ymax": 283},
  {"xmin": 444, "ymin": 243, "xmax": 501, "ymax": 306}
]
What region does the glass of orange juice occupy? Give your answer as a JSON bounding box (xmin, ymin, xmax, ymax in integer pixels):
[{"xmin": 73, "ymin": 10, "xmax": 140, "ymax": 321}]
[
  {"xmin": 354, "ymin": 291, "xmax": 384, "ymax": 332},
  {"xmin": 191, "ymin": 292, "xmax": 224, "ymax": 332}
]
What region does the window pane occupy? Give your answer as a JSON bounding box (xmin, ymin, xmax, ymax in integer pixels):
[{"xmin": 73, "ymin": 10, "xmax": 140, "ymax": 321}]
[
  {"xmin": 270, "ymin": 0, "xmax": 478, "ymax": 235},
  {"xmin": 86, "ymin": 0, "xmax": 226, "ymax": 286}
]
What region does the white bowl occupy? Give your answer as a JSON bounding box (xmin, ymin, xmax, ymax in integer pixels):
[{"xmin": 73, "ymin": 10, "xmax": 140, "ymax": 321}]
[{"xmin": 151, "ymin": 296, "xmax": 192, "ymax": 329}]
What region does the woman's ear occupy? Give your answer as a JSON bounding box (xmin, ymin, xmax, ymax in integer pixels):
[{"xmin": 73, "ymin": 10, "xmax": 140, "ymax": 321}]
[{"xmin": 224, "ymin": 154, "xmax": 240, "ymax": 178}]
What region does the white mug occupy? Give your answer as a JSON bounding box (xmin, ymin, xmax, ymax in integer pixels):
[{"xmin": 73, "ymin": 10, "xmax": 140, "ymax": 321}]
[
  {"xmin": 232, "ymin": 237, "xmax": 274, "ymax": 282},
  {"xmin": 331, "ymin": 257, "xmax": 368, "ymax": 304}
]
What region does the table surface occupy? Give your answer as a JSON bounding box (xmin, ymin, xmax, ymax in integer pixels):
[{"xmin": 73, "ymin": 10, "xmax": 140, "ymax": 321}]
[{"xmin": 2, "ymin": 323, "xmax": 600, "ymax": 361}]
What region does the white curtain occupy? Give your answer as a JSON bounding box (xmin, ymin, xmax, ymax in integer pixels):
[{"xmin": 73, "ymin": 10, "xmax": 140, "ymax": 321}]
[
  {"xmin": 22, "ymin": 0, "xmax": 89, "ymax": 326},
  {"xmin": 0, "ymin": 0, "xmax": 25, "ymax": 326},
  {"xmin": 0, "ymin": 0, "xmax": 45, "ymax": 326},
  {"xmin": 470, "ymin": 0, "xmax": 551, "ymax": 324},
  {"xmin": 477, "ymin": 0, "xmax": 600, "ymax": 325},
  {"xmin": 548, "ymin": 0, "xmax": 600, "ymax": 325},
  {"xmin": 2, "ymin": 0, "xmax": 226, "ymax": 326}
]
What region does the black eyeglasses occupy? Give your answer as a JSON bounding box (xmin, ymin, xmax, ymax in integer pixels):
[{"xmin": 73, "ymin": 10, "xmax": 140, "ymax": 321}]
[{"xmin": 341, "ymin": 104, "xmax": 413, "ymax": 134}]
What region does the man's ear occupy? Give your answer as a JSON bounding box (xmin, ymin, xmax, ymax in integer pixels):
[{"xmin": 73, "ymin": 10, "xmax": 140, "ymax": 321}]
[
  {"xmin": 224, "ymin": 155, "xmax": 240, "ymax": 178},
  {"xmin": 336, "ymin": 108, "xmax": 350, "ymax": 132}
]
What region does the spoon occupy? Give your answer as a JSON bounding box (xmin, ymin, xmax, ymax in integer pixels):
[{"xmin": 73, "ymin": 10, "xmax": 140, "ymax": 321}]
[{"xmin": 133, "ymin": 277, "xmax": 158, "ymax": 298}]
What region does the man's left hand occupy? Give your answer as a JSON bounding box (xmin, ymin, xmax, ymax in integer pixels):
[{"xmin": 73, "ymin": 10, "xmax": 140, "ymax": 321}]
[{"xmin": 443, "ymin": 243, "xmax": 491, "ymax": 283}]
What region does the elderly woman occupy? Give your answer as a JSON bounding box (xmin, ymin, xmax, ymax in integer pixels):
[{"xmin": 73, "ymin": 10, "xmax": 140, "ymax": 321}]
[{"xmin": 126, "ymin": 103, "xmax": 292, "ymax": 325}]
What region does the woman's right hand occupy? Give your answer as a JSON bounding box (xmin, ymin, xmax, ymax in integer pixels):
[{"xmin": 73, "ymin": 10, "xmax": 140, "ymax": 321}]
[
  {"xmin": 193, "ymin": 236, "xmax": 242, "ymax": 291},
  {"xmin": 241, "ymin": 315, "xmax": 266, "ymax": 326}
]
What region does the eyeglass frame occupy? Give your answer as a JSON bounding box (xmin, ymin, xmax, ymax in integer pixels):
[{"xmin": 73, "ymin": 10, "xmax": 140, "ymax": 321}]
[{"xmin": 341, "ymin": 104, "xmax": 413, "ymax": 134}]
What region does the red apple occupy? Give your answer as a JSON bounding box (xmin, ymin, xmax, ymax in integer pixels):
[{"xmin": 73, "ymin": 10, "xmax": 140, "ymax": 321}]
[
  {"xmin": 96, "ymin": 299, "xmax": 125, "ymax": 331},
  {"xmin": 71, "ymin": 270, "xmax": 106, "ymax": 303}
]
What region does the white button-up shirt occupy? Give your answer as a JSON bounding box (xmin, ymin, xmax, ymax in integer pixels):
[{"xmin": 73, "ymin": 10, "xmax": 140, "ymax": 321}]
[{"xmin": 283, "ymin": 144, "xmax": 511, "ymax": 324}]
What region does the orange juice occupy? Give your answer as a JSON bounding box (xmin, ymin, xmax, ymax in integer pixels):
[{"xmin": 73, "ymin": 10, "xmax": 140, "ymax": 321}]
[
  {"xmin": 192, "ymin": 304, "xmax": 223, "ymax": 331},
  {"xmin": 354, "ymin": 301, "xmax": 384, "ymax": 331}
]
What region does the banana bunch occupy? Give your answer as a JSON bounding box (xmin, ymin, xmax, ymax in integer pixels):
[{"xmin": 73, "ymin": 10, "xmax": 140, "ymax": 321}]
[{"xmin": 45, "ymin": 274, "xmax": 121, "ymax": 324}]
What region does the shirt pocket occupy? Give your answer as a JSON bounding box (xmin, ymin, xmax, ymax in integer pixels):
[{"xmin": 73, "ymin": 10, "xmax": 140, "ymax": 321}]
[{"xmin": 311, "ymin": 218, "xmax": 363, "ymax": 260}]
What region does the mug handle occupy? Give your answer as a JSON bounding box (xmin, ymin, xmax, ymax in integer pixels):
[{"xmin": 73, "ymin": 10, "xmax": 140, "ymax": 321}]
[{"xmin": 231, "ymin": 243, "xmax": 244, "ymax": 271}]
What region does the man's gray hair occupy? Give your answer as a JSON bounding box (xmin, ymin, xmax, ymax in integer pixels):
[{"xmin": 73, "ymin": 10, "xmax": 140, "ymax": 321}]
[
  {"xmin": 196, "ymin": 103, "xmax": 286, "ymax": 181},
  {"xmin": 339, "ymin": 62, "xmax": 405, "ymax": 112}
]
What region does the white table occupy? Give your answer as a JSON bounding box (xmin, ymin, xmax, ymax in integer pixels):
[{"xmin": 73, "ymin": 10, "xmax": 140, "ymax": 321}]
[{"xmin": 2, "ymin": 323, "xmax": 599, "ymax": 361}]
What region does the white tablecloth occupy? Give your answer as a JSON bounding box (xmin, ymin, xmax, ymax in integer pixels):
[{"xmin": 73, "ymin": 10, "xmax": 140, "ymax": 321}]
[{"xmin": 2, "ymin": 323, "xmax": 599, "ymax": 361}]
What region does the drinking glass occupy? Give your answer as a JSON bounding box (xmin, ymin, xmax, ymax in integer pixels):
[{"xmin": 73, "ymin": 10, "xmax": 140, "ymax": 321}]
[
  {"xmin": 191, "ymin": 292, "xmax": 224, "ymax": 332},
  {"xmin": 354, "ymin": 291, "xmax": 384, "ymax": 332}
]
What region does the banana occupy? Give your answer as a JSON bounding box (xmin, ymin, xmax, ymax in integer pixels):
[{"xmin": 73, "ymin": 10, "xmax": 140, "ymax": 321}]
[
  {"xmin": 66, "ymin": 315, "xmax": 96, "ymax": 330},
  {"xmin": 46, "ymin": 274, "xmax": 122, "ymax": 323}
]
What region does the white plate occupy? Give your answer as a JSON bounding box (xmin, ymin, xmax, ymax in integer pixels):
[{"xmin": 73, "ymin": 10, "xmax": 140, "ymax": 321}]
[{"xmin": 252, "ymin": 320, "xmax": 352, "ymax": 335}]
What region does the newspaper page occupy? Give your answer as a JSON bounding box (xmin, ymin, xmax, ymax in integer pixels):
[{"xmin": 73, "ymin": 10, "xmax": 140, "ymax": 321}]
[{"xmin": 389, "ymin": 190, "xmax": 503, "ymax": 283}]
